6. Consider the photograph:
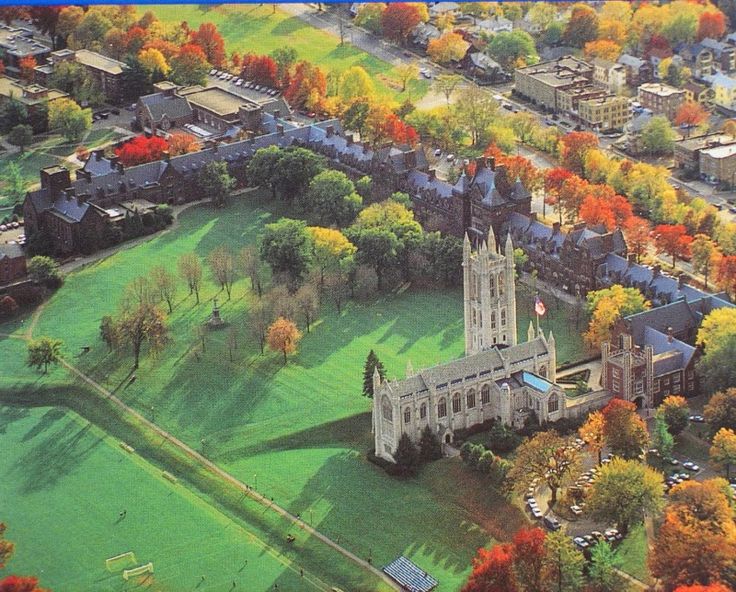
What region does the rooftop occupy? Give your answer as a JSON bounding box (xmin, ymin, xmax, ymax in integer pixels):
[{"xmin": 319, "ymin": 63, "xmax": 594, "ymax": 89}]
[
  {"xmin": 179, "ymin": 86, "xmax": 249, "ymax": 117},
  {"xmin": 701, "ymin": 143, "xmax": 736, "ymax": 159},
  {"xmin": 0, "ymin": 24, "xmax": 50, "ymax": 58},
  {"xmin": 0, "ymin": 76, "xmax": 67, "ymax": 104},
  {"xmin": 639, "ymin": 83, "xmax": 685, "ymax": 97},
  {"xmin": 74, "ymin": 49, "xmax": 127, "ymax": 75}
]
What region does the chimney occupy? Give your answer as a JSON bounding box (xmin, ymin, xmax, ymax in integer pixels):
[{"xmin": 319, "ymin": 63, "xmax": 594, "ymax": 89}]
[
  {"xmin": 117, "ymin": 162, "xmax": 125, "ymax": 174},
  {"xmin": 75, "ymin": 169, "xmax": 91, "ymax": 182},
  {"xmin": 529, "ymin": 212, "xmax": 537, "ymax": 222},
  {"xmin": 326, "ymin": 124, "xmax": 334, "ymax": 137},
  {"xmin": 428, "ymin": 168, "xmax": 436, "ymax": 180},
  {"xmin": 362, "ymin": 142, "xmax": 370, "ymax": 154},
  {"xmin": 553, "ymin": 221, "xmax": 561, "ymax": 233},
  {"xmin": 94, "ymin": 149, "xmax": 103, "ymax": 161},
  {"xmin": 162, "ymin": 150, "xmax": 170, "ymax": 162},
  {"xmin": 487, "ymin": 156, "xmax": 495, "ymax": 171},
  {"xmin": 678, "ymin": 274, "xmax": 686, "ymax": 288},
  {"xmin": 346, "ymin": 133, "xmax": 354, "ymax": 146},
  {"xmin": 667, "ymin": 326, "xmax": 674, "ymax": 343},
  {"xmin": 573, "ymin": 221, "xmax": 587, "ymax": 231},
  {"xmin": 475, "ymin": 156, "xmax": 486, "ymax": 171},
  {"xmin": 652, "ymin": 264, "xmax": 661, "ymax": 277},
  {"xmin": 276, "ymin": 123, "xmax": 284, "ymax": 136},
  {"xmin": 273, "ymin": 109, "xmax": 281, "ymax": 119},
  {"xmin": 627, "ymin": 253, "xmax": 637, "ymax": 264},
  {"xmin": 109, "ymin": 155, "xmax": 119, "ymax": 167}
]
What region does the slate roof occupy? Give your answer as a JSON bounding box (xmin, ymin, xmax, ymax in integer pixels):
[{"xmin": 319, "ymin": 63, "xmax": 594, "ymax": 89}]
[
  {"xmin": 0, "ymin": 243, "xmax": 23, "ymax": 260},
  {"xmin": 626, "ymin": 300, "xmax": 697, "ymax": 344},
  {"xmin": 709, "ymin": 72, "xmax": 736, "ymax": 90},
  {"xmin": 700, "ymin": 37, "xmax": 734, "ymax": 57},
  {"xmin": 469, "ymin": 52, "xmax": 501, "ymax": 71},
  {"xmin": 139, "ymin": 92, "xmax": 193, "ymax": 123},
  {"xmin": 83, "ymin": 152, "xmax": 116, "ymax": 177},
  {"xmin": 645, "ymin": 326, "xmax": 696, "ymax": 364},
  {"xmin": 618, "ymin": 54, "xmax": 646, "ymax": 69},
  {"xmin": 406, "ymin": 171, "xmax": 454, "ymax": 199}
]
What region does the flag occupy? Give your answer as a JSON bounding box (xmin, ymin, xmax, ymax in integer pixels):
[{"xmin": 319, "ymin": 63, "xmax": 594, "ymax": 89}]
[{"xmin": 535, "ymin": 295, "xmax": 546, "ymax": 317}]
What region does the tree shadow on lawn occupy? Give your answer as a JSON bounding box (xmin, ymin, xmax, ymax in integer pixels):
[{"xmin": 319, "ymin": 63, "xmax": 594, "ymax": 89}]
[
  {"xmin": 270, "ymin": 15, "xmax": 311, "ymax": 37},
  {"xmin": 20, "ymin": 406, "xmax": 65, "ymax": 442},
  {"xmin": 0, "ymin": 405, "xmax": 30, "ymax": 435},
  {"xmin": 12, "ymin": 418, "xmax": 104, "ymax": 494}
]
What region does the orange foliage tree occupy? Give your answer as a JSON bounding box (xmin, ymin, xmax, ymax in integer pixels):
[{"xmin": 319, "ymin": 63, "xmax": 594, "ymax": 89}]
[
  {"xmin": 697, "ymin": 11, "xmax": 727, "ymax": 42},
  {"xmin": 557, "ymin": 175, "xmax": 591, "ymax": 223},
  {"xmin": 18, "ymin": 56, "xmax": 36, "ymax": 83},
  {"xmin": 716, "ymin": 254, "xmax": 736, "ymax": 298},
  {"xmin": 602, "ymin": 399, "xmax": 649, "ymax": 459},
  {"xmin": 427, "ymin": 31, "xmax": 467, "ymax": 64},
  {"xmin": 381, "ymin": 3, "xmax": 422, "ymax": 44},
  {"xmin": 0, "ymin": 576, "xmax": 49, "ymax": 592},
  {"xmin": 461, "ymin": 543, "xmax": 519, "ymax": 592},
  {"xmin": 266, "ymin": 317, "xmax": 302, "ymax": 364},
  {"xmin": 167, "ymin": 133, "xmax": 199, "ymax": 156},
  {"xmin": 583, "ymin": 39, "xmax": 622, "ymax": 62},
  {"xmin": 189, "ymin": 22, "xmax": 225, "ymax": 68},
  {"xmin": 559, "ymin": 131, "xmax": 599, "ymax": 175},
  {"xmin": 623, "ymin": 216, "xmax": 652, "ymax": 263},
  {"xmin": 653, "ymin": 224, "xmax": 693, "ymax": 267},
  {"xmin": 673, "ymin": 585, "xmax": 732, "ymax": 592},
  {"xmin": 284, "ymin": 61, "xmax": 327, "ymax": 111},
  {"xmin": 674, "ymin": 101, "xmax": 709, "ymax": 129}
]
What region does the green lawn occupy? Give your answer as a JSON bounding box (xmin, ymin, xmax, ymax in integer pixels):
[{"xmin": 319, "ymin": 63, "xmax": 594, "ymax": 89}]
[
  {"xmin": 4, "ymin": 194, "xmax": 583, "ymax": 591},
  {"xmin": 150, "ymin": 4, "xmax": 430, "ymax": 103},
  {"xmin": 614, "ymin": 524, "xmax": 651, "ymax": 584}
]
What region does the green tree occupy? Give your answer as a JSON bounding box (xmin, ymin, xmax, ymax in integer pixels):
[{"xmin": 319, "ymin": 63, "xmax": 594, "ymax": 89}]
[
  {"xmin": 454, "ymin": 84, "xmax": 498, "ymax": 146},
  {"xmin": 562, "ymin": 4, "xmax": 599, "ymax": 48},
  {"xmin": 48, "ymin": 60, "xmax": 103, "ymax": 107},
  {"xmin": 394, "ymin": 432, "xmax": 420, "ymax": 476},
  {"xmin": 198, "ymin": 160, "xmax": 235, "ymax": 208},
  {"xmin": 48, "ymin": 97, "xmax": 92, "ymax": 142},
  {"xmin": 303, "ymin": 170, "xmax": 362, "ymax": 226},
  {"xmin": 349, "ymin": 227, "xmax": 400, "ymax": 290},
  {"xmin": 116, "ymin": 300, "xmax": 169, "ymax": 369},
  {"xmin": 362, "ymin": 349, "xmax": 386, "ymax": 398},
  {"xmin": 6, "ymin": 124, "xmax": 32, "ymax": 153},
  {"xmin": 27, "ymin": 255, "xmax": 61, "ymax": 287},
  {"xmin": 342, "ymin": 99, "xmax": 371, "ymax": 137},
  {"xmin": 641, "ymin": 115, "xmax": 676, "ymax": 155},
  {"xmin": 586, "ymin": 458, "xmax": 665, "ymax": 535},
  {"xmin": 355, "ymin": 175, "xmax": 372, "ymax": 199},
  {"xmin": 541, "ymin": 530, "xmax": 585, "ymax": 592},
  {"xmin": 247, "ymin": 145, "xmax": 282, "ymax": 198},
  {"xmin": 513, "ymin": 247, "xmax": 528, "ymax": 278},
  {"xmin": 1, "ymin": 162, "xmax": 27, "ymax": 205},
  {"xmin": 354, "ymin": 3, "xmax": 385, "ymax": 33},
  {"xmin": 0, "ymin": 98, "xmax": 28, "ymax": 134},
  {"xmin": 486, "ymin": 30, "xmax": 539, "ymax": 70},
  {"xmin": 652, "ymin": 415, "xmax": 675, "ymax": 460},
  {"xmin": 659, "ymin": 395, "xmax": 690, "ymax": 436},
  {"xmin": 120, "ymin": 56, "xmax": 154, "ymax": 103},
  {"xmin": 99, "ymin": 315, "xmax": 117, "ymax": 352},
  {"xmin": 542, "ymin": 21, "xmax": 565, "ymax": 46},
  {"xmin": 270, "ymin": 47, "xmax": 297, "ymax": 85},
  {"xmin": 434, "ymin": 73, "xmax": 463, "ymax": 107},
  {"xmin": 259, "ymin": 217, "xmax": 313, "ymax": 281},
  {"xmin": 588, "ymin": 541, "xmax": 625, "ymax": 592},
  {"xmin": 26, "ymin": 336, "xmax": 63, "ymax": 373},
  {"xmin": 506, "ymin": 430, "xmax": 581, "ymax": 506},
  {"xmin": 419, "ymin": 425, "xmax": 443, "ymax": 462},
  {"xmin": 272, "ymin": 147, "xmax": 326, "ymax": 200}
]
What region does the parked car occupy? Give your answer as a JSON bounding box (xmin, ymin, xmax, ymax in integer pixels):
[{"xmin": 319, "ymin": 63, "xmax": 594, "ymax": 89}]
[
  {"xmin": 573, "ymin": 536, "xmax": 589, "ymax": 550},
  {"xmin": 683, "ymin": 462, "xmax": 700, "ymax": 472},
  {"xmin": 543, "ymin": 516, "xmax": 561, "ymax": 531},
  {"xmin": 446, "ymin": 153, "xmax": 455, "ymax": 161},
  {"xmin": 111, "ymin": 108, "xmax": 120, "ymax": 115},
  {"xmin": 433, "ymin": 148, "xmax": 442, "ymax": 157},
  {"xmin": 570, "ymin": 505, "xmax": 583, "ymax": 516},
  {"xmin": 502, "ymin": 103, "xmax": 513, "ymax": 111},
  {"xmin": 669, "ymin": 458, "xmax": 680, "ymax": 466},
  {"xmin": 531, "ymin": 507, "xmax": 543, "ymax": 519},
  {"xmin": 689, "ymin": 415, "xmax": 705, "ymax": 423}
]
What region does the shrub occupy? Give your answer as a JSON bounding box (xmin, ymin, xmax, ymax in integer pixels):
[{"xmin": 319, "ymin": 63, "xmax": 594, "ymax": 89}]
[
  {"xmin": 0, "ymin": 295, "xmax": 18, "ymax": 318},
  {"xmin": 419, "ymin": 425, "xmax": 443, "ymax": 462},
  {"xmin": 487, "ymin": 423, "xmax": 522, "ymax": 453}
]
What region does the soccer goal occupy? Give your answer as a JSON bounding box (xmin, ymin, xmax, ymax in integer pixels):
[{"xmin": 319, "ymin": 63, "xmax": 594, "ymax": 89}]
[
  {"xmin": 105, "ymin": 552, "xmax": 137, "ymax": 573},
  {"xmin": 122, "ymin": 563, "xmax": 154, "ymax": 581}
]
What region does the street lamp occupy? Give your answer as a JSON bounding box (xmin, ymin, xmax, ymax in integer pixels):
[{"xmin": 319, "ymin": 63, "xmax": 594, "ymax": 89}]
[{"xmin": 201, "ymin": 439, "xmax": 206, "ymax": 455}]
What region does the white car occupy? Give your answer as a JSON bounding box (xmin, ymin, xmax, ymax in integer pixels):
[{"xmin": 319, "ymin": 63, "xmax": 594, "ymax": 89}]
[
  {"xmin": 446, "ymin": 153, "xmax": 455, "ymax": 162},
  {"xmin": 570, "ymin": 505, "xmax": 583, "ymax": 516},
  {"xmin": 531, "ymin": 507, "xmax": 543, "ymax": 519},
  {"xmin": 209, "ymin": 68, "xmax": 218, "ymax": 75},
  {"xmin": 573, "ymin": 536, "xmax": 589, "ymax": 549}
]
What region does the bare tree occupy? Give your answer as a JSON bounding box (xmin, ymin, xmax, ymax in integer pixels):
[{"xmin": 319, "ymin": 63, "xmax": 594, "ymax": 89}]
[
  {"xmin": 269, "ymin": 284, "xmax": 296, "ymax": 319},
  {"xmin": 208, "ymin": 246, "xmax": 237, "ymax": 300},
  {"xmin": 295, "ymin": 282, "xmax": 320, "ymax": 332},
  {"xmin": 324, "ymin": 270, "xmax": 350, "ymax": 314},
  {"xmin": 178, "ymin": 253, "xmax": 203, "ymax": 304},
  {"xmin": 239, "ymin": 245, "xmax": 264, "ymax": 297},
  {"xmin": 248, "ymin": 297, "xmax": 273, "ymax": 354},
  {"xmin": 227, "ymin": 326, "xmax": 238, "ymax": 362},
  {"xmin": 194, "ymin": 324, "xmax": 207, "ymax": 354},
  {"xmin": 151, "ymin": 265, "xmax": 178, "ymax": 313},
  {"xmin": 122, "ymin": 276, "xmax": 155, "ymax": 308},
  {"xmin": 117, "ymin": 302, "xmax": 169, "ymax": 369}
]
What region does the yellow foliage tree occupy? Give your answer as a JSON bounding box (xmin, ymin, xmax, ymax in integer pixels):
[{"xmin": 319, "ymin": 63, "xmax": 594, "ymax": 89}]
[
  {"xmin": 583, "ymin": 39, "xmax": 622, "ymax": 62},
  {"xmin": 427, "ymin": 32, "xmax": 468, "ymax": 65},
  {"xmin": 710, "ymin": 428, "xmax": 736, "ymax": 479},
  {"xmin": 338, "ymin": 66, "xmax": 375, "ymax": 103},
  {"xmin": 307, "ymin": 226, "xmax": 356, "ymax": 284},
  {"xmin": 579, "ymin": 410, "xmax": 606, "ymax": 464},
  {"xmin": 138, "ymin": 47, "xmax": 170, "ymax": 76}
]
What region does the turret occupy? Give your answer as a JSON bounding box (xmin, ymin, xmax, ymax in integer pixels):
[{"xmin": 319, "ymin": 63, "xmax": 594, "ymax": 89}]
[
  {"xmin": 463, "ymin": 232, "xmax": 471, "ymax": 261},
  {"xmin": 406, "ymin": 359, "xmax": 414, "ymax": 378},
  {"xmin": 547, "ymin": 330, "xmax": 557, "ymax": 383},
  {"xmin": 373, "ymin": 366, "xmax": 382, "ymax": 395},
  {"xmin": 528, "ymin": 320, "xmax": 536, "ymax": 342},
  {"xmin": 505, "ymin": 232, "xmax": 514, "ymax": 262},
  {"xmin": 488, "ymin": 225, "xmax": 497, "ymax": 255}
]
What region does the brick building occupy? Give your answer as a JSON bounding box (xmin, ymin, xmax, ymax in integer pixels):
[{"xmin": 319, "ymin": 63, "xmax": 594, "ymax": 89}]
[
  {"xmin": 513, "ymin": 56, "xmax": 593, "ymax": 112},
  {"xmin": 0, "ymin": 243, "xmax": 26, "ymax": 283},
  {"xmin": 577, "ymin": 93, "xmax": 631, "ymax": 131},
  {"xmin": 699, "ymin": 142, "xmax": 736, "ymax": 186},
  {"xmin": 674, "ymin": 132, "xmax": 736, "ymax": 175},
  {"xmin": 637, "ymin": 83, "xmax": 687, "ymax": 119},
  {"xmin": 617, "ymin": 54, "xmax": 653, "ymax": 88}
]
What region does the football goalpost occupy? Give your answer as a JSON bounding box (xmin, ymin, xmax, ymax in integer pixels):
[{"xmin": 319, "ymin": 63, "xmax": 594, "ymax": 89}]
[
  {"xmin": 105, "ymin": 552, "xmax": 137, "ymax": 573},
  {"xmin": 122, "ymin": 562, "xmax": 154, "ymax": 581}
]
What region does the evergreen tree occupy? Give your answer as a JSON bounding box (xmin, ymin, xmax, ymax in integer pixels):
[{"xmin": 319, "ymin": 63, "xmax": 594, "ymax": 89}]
[
  {"xmin": 394, "ymin": 433, "xmax": 420, "ymax": 476},
  {"xmin": 419, "ymin": 425, "xmax": 443, "ymax": 462},
  {"xmin": 588, "ymin": 542, "xmax": 625, "ymax": 592},
  {"xmin": 362, "ymin": 349, "xmax": 385, "ymax": 398}
]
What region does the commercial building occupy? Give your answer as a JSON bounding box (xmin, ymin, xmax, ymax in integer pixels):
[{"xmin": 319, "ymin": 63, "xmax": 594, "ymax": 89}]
[
  {"xmin": 513, "ymin": 56, "xmax": 593, "ymax": 112},
  {"xmin": 699, "ymin": 142, "xmax": 736, "ymax": 186},
  {"xmin": 637, "ymin": 83, "xmax": 687, "ymax": 119},
  {"xmin": 576, "ymin": 93, "xmax": 630, "ymax": 131},
  {"xmin": 673, "ymin": 132, "xmax": 736, "ymax": 174}
]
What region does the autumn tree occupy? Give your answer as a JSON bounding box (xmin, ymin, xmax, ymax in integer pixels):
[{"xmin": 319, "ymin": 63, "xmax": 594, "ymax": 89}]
[
  {"xmin": 704, "ymin": 388, "xmax": 736, "ymax": 435},
  {"xmin": 167, "ymin": 132, "xmax": 198, "ymax": 156},
  {"xmin": 559, "ymin": 131, "xmax": 599, "ymax": 175},
  {"xmin": 697, "ymin": 11, "xmax": 727, "ymax": 42},
  {"xmin": 0, "ymin": 576, "xmax": 49, "ymax": 592},
  {"xmin": 151, "ymin": 265, "xmax": 177, "ymax": 313},
  {"xmin": 337, "ymin": 66, "xmax": 375, "ymax": 103},
  {"xmin": 506, "ymin": 430, "xmax": 580, "ymax": 506},
  {"xmin": 691, "ymin": 234, "xmax": 721, "ymax": 289},
  {"xmin": 659, "ymin": 395, "xmax": 690, "ymax": 436},
  {"xmin": 544, "ymin": 167, "xmax": 573, "ymax": 224},
  {"xmin": 673, "ymin": 585, "xmax": 732, "ymax": 592},
  {"xmin": 364, "ymin": 104, "xmax": 419, "ymax": 146},
  {"xmin": 454, "ymin": 84, "xmax": 498, "ymax": 146},
  {"xmin": 710, "ymin": 428, "xmax": 736, "ymax": 479},
  {"xmin": 114, "ymin": 135, "xmax": 169, "ymax": 166},
  {"xmin": 583, "ymin": 39, "xmax": 622, "ymax": 62},
  {"xmin": 26, "ymin": 336, "xmax": 62, "ymax": 373},
  {"xmin": 434, "ymin": 74, "xmax": 463, "ymax": 106},
  {"xmin": 511, "ymin": 527, "xmax": 546, "ymax": 592},
  {"xmin": 189, "ymin": 22, "xmax": 225, "ymax": 68},
  {"xmin": 48, "ymin": 97, "xmax": 91, "ymax": 142},
  {"xmin": 381, "ymin": 3, "xmax": 422, "ymax": 45},
  {"xmin": 284, "ymin": 61, "xmax": 327, "ymax": 111},
  {"xmin": 294, "ymin": 283, "xmax": 319, "ymax": 332},
  {"xmin": 0, "ymin": 523, "xmax": 13, "ymax": 569},
  {"xmin": 641, "ymin": 115, "xmax": 676, "ymax": 155},
  {"xmin": 138, "ymin": 47, "xmax": 170, "ymax": 77},
  {"xmin": 650, "ymin": 479, "xmax": 736, "ymax": 590},
  {"xmin": 623, "ymin": 216, "xmax": 652, "ymax": 264},
  {"xmin": 601, "ymin": 398, "xmax": 650, "ymax": 459},
  {"xmin": 461, "ymin": 543, "xmax": 518, "ymax": 592},
  {"xmin": 18, "ymin": 56, "xmax": 36, "ymax": 83},
  {"xmin": 170, "ymin": 43, "xmax": 210, "ymax": 86},
  {"xmin": 240, "ymin": 54, "xmax": 279, "ymax": 88},
  {"xmin": 116, "ymin": 300, "xmax": 168, "ymax": 369},
  {"xmin": 307, "ymin": 226, "xmax": 356, "ymax": 287},
  {"xmin": 395, "ymin": 62, "xmax": 419, "ymax": 92},
  {"xmin": 654, "ymin": 224, "xmax": 693, "ymax": 267},
  {"xmin": 266, "ymin": 317, "xmax": 302, "ymax": 364},
  {"xmin": 722, "ymin": 119, "xmax": 736, "ymax": 138},
  {"xmin": 717, "ymin": 255, "xmax": 736, "ymax": 298},
  {"xmin": 584, "ymin": 285, "xmax": 649, "ymax": 350},
  {"xmin": 674, "ymin": 101, "xmax": 709, "ymax": 132},
  {"xmin": 178, "ymin": 253, "xmax": 202, "ymax": 304},
  {"xmin": 541, "ymin": 530, "xmax": 585, "ymax": 592},
  {"xmin": 698, "ymin": 311, "xmax": 736, "ymax": 393},
  {"xmin": 427, "ymin": 32, "xmax": 467, "ymax": 65},
  {"xmin": 579, "ymin": 410, "xmax": 606, "ymax": 465},
  {"xmin": 586, "ymin": 458, "xmax": 665, "ymax": 535},
  {"xmin": 208, "ymin": 246, "xmax": 236, "ymax": 300},
  {"xmin": 563, "ymin": 4, "xmax": 599, "ymax": 48},
  {"xmin": 355, "ymin": 3, "xmax": 385, "ymax": 34}
]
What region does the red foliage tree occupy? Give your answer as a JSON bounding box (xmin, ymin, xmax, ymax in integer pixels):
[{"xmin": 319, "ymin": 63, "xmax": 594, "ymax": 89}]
[
  {"xmin": 544, "ymin": 167, "xmax": 573, "ymax": 195},
  {"xmin": 124, "ymin": 26, "xmax": 148, "ymax": 56},
  {"xmin": 653, "ymin": 224, "xmax": 693, "ymax": 267},
  {"xmin": 674, "ymin": 101, "xmax": 709, "ymax": 129},
  {"xmin": 644, "ymin": 35, "xmax": 673, "ymax": 60},
  {"xmin": 18, "ymin": 56, "xmax": 36, "ymax": 83},
  {"xmin": 240, "ymin": 54, "xmax": 279, "ymax": 88},
  {"xmin": 558, "ymin": 175, "xmax": 591, "ymax": 223},
  {"xmin": 0, "ymin": 576, "xmax": 48, "ymax": 592},
  {"xmin": 284, "ymin": 61, "xmax": 327, "ymax": 111},
  {"xmin": 717, "ymin": 254, "xmax": 736, "ymax": 297},
  {"xmin": 580, "ymin": 195, "xmax": 616, "ymax": 230},
  {"xmin": 381, "ymin": 3, "xmax": 422, "ymax": 44},
  {"xmin": 142, "ymin": 39, "xmax": 180, "ymax": 61},
  {"xmin": 114, "ymin": 135, "xmax": 169, "ymax": 167},
  {"xmin": 673, "ymin": 585, "xmax": 732, "ymax": 592},
  {"xmin": 511, "ymin": 528, "xmax": 546, "ymax": 592},
  {"xmin": 559, "ymin": 131, "xmax": 599, "ymax": 175},
  {"xmin": 189, "ymin": 22, "xmax": 225, "ymax": 68},
  {"xmin": 623, "ymin": 216, "xmax": 652, "ymax": 263},
  {"xmin": 609, "ymin": 194, "xmax": 634, "ymax": 228},
  {"xmin": 697, "ymin": 11, "xmax": 727, "ymax": 42},
  {"xmin": 230, "ymin": 52, "xmax": 241, "ymax": 70},
  {"xmin": 461, "ymin": 544, "xmax": 519, "ymax": 592}
]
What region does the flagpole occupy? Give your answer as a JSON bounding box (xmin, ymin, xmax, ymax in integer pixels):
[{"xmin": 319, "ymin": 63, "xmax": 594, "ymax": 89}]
[{"xmin": 535, "ymin": 292, "xmax": 540, "ymax": 336}]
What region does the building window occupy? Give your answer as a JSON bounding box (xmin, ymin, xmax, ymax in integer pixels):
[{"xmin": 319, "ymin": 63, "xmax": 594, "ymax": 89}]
[
  {"xmin": 491, "ymin": 312, "xmax": 496, "ymax": 329},
  {"xmin": 472, "ymin": 309, "xmax": 477, "ymax": 326},
  {"xmin": 467, "ymin": 390, "xmax": 476, "ymax": 409},
  {"xmin": 452, "ymin": 393, "xmax": 461, "ymax": 413},
  {"xmin": 548, "ymin": 393, "xmax": 559, "ymax": 413},
  {"xmin": 498, "ymin": 273, "xmax": 504, "ymax": 295},
  {"xmin": 501, "ymin": 309, "xmax": 506, "ymax": 327},
  {"xmin": 635, "ymin": 381, "xmax": 644, "ymax": 394},
  {"xmin": 404, "ymin": 407, "xmax": 411, "ymax": 424},
  {"xmin": 381, "ymin": 396, "xmax": 393, "ymax": 422},
  {"xmin": 420, "ymin": 402, "xmax": 427, "ymax": 419},
  {"xmin": 612, "ymin": 379, "xmax": 620, "ymax": 392},
  {"xmin": 438, "ymin": 398, "xmax": 447, "ymax": 418},
  {"xmin": 481, "ymin": 384, "xmax": 490, "ymax": 404}
]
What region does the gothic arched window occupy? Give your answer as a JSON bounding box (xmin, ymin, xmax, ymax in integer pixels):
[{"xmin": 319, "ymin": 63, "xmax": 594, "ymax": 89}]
[
  {"xmin": 404, "ymin": 407, "xmax": 411, "ymax": 424},
  {"xmin": 498, "ymin": 273, "xmax": 504, "ymax": 295},
  {"xmin": 489, "ymin": 276, "xmax": 495, "ymax": 297},
  {"xmin": 472, "ymin": 309, "xmax": 477, "ymax": 326},
  {"xmin": 481, "ymin": 384, "xmax": 491, "ymax": 404},
  {"xmin": 501, "ymin": 309, "xmax": 506, "ymax": 327},
  {"xmin": 420, "ymin": 402, "xmax": 427, "ymax": 419},
  {"xmin": 539, "ymin": 365, "xmax": 547, "ymax": 379},
  {"xmin": 467, "ymin": 389, "xmax": 476, "ymax": 409},
  {"xmin": 452, "ymin": 393, "xmax": 461, "ymax": 413},
  {"xmin": 491, "ymin": 311, "xmax": 497, "ymax": 329},
  {"xmin": 548, "ymin": 393, "xmax": 559, "ymax": 413},
  {"xmin": 382, "ymin": 396, "xmax": 393, "ymax": 422},
  {"xmin": 438, "ymin": 398, "xmax": 447, "ymax": 418}
]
